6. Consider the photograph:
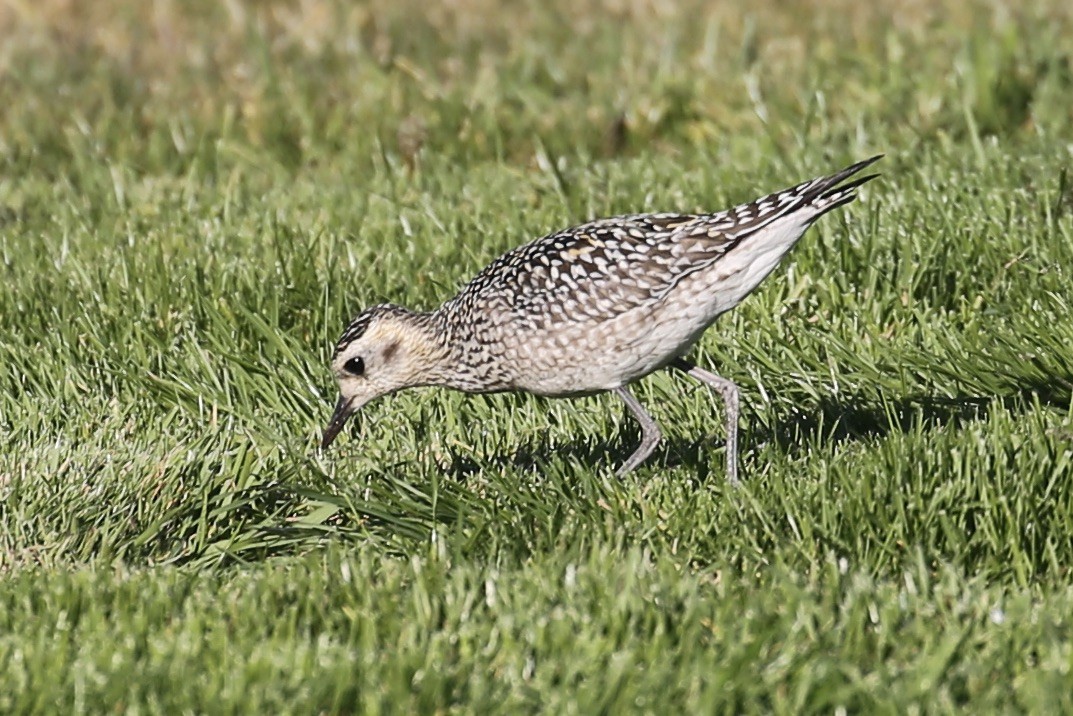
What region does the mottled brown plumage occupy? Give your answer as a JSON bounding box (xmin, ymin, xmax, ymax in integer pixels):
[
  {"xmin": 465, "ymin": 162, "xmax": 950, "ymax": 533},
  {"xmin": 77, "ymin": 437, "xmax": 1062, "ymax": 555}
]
[{"xmin": 323, "ymin": 156, "xmax": 882, "ymax": 483}]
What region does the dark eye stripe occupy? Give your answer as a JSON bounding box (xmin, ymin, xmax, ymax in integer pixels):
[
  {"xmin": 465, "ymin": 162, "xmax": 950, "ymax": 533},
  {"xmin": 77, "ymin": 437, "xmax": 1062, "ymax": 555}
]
[{"xmin": 344, "ymin": 357, "xmax": 365, "ymax": 375}]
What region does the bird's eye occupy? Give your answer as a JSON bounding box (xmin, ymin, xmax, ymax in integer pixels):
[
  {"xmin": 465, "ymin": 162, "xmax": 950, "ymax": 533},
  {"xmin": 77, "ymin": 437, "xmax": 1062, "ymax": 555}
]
[{"xmin": 344, "ymin": 356, "xmax": 365, "ymax": 375}]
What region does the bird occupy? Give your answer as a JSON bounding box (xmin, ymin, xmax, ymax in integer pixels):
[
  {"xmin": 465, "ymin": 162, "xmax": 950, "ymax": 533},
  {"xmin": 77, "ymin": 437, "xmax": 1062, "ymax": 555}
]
[{"xmin": 321, "ymin": 156, "xmax": 881, "ymax": 485}]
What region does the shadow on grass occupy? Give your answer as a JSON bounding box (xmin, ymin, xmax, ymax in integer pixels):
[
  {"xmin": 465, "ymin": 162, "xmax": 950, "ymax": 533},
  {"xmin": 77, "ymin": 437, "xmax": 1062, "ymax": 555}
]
[
  {"xmin": 162, "ymin": 380, "xmax": 1068, "ymax": 568},
  {"xmin": 449, "ymin": 378, "xmax": 1071, "ymax": 479},
  {"xmin": 755, "ymin": 379, "xmax": 1070, "ymax": 459},
  {"xmin": 442, "ymin": 419, "xmax": 725, "ymax": 482}
]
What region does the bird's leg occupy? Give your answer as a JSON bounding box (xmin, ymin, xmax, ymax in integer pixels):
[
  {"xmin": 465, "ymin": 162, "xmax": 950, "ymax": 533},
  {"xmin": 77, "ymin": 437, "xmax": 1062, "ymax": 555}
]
[
  {"xmin": 613, "ymin": 385, "xmax": 662, "ymax": 476},
  {"xmin": 671, "ymin": 358, "xmax": 740, "ymax": 487}
]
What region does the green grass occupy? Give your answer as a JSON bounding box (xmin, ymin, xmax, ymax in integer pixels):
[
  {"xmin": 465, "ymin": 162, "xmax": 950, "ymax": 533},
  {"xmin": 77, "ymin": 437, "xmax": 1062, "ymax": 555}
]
[{"xmin": 2, "ymin": 0, "xmax": 1073, "ymax": 712}]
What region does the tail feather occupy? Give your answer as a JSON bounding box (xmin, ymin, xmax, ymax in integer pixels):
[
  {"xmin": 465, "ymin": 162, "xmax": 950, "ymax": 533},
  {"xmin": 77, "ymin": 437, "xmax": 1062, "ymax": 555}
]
[
  {"xmin": 803, "ymin": 155, "xmax": 883, "ymax": 219},
  {"xmin": 719, "ymin": 155, "xmax": 883, "ymax": 244},
  {"xmin": 812, "ymin": 155, "xmax": 884, "ymax": 195}
]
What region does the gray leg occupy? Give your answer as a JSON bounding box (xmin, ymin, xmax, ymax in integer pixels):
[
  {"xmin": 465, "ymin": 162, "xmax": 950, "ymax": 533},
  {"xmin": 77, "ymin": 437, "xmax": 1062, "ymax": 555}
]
[
  {"xmin": 613, "ymin": 385, "xmax": 662, "ymax": 476},
  {"xmin": 671, "ymin": 358, "xmax": 740, "ymax": 487}
]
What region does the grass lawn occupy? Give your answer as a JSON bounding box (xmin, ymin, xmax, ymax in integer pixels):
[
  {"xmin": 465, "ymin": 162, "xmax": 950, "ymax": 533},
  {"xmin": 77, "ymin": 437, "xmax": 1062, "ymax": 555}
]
[{"xmin": 2, "ymin": 0, "xmax": 1073, "ymax": 711}]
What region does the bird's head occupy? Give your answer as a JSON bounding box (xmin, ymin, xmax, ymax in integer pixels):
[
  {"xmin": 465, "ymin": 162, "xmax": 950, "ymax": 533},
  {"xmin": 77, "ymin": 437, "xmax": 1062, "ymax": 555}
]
[{"xmin": 321, "ymin": 304, "xmax": 445, "ymax": 449}]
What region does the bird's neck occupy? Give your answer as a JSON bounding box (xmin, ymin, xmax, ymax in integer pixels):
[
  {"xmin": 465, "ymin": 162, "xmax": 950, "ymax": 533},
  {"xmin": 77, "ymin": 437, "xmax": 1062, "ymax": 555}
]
[
  {"xmin": 393, "ymin": 308, "xmax": 461, "ymax": 388},
  {"xmin": 423, "ymin": 303, "xmax": 513, "ymax": 393}
]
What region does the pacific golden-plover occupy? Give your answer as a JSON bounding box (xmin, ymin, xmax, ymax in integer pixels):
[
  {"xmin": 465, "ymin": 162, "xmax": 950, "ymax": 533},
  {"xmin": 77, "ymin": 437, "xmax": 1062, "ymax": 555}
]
[{"xmin": 322, "ymin": 156, "xmax": 881, "ymax": 484}]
